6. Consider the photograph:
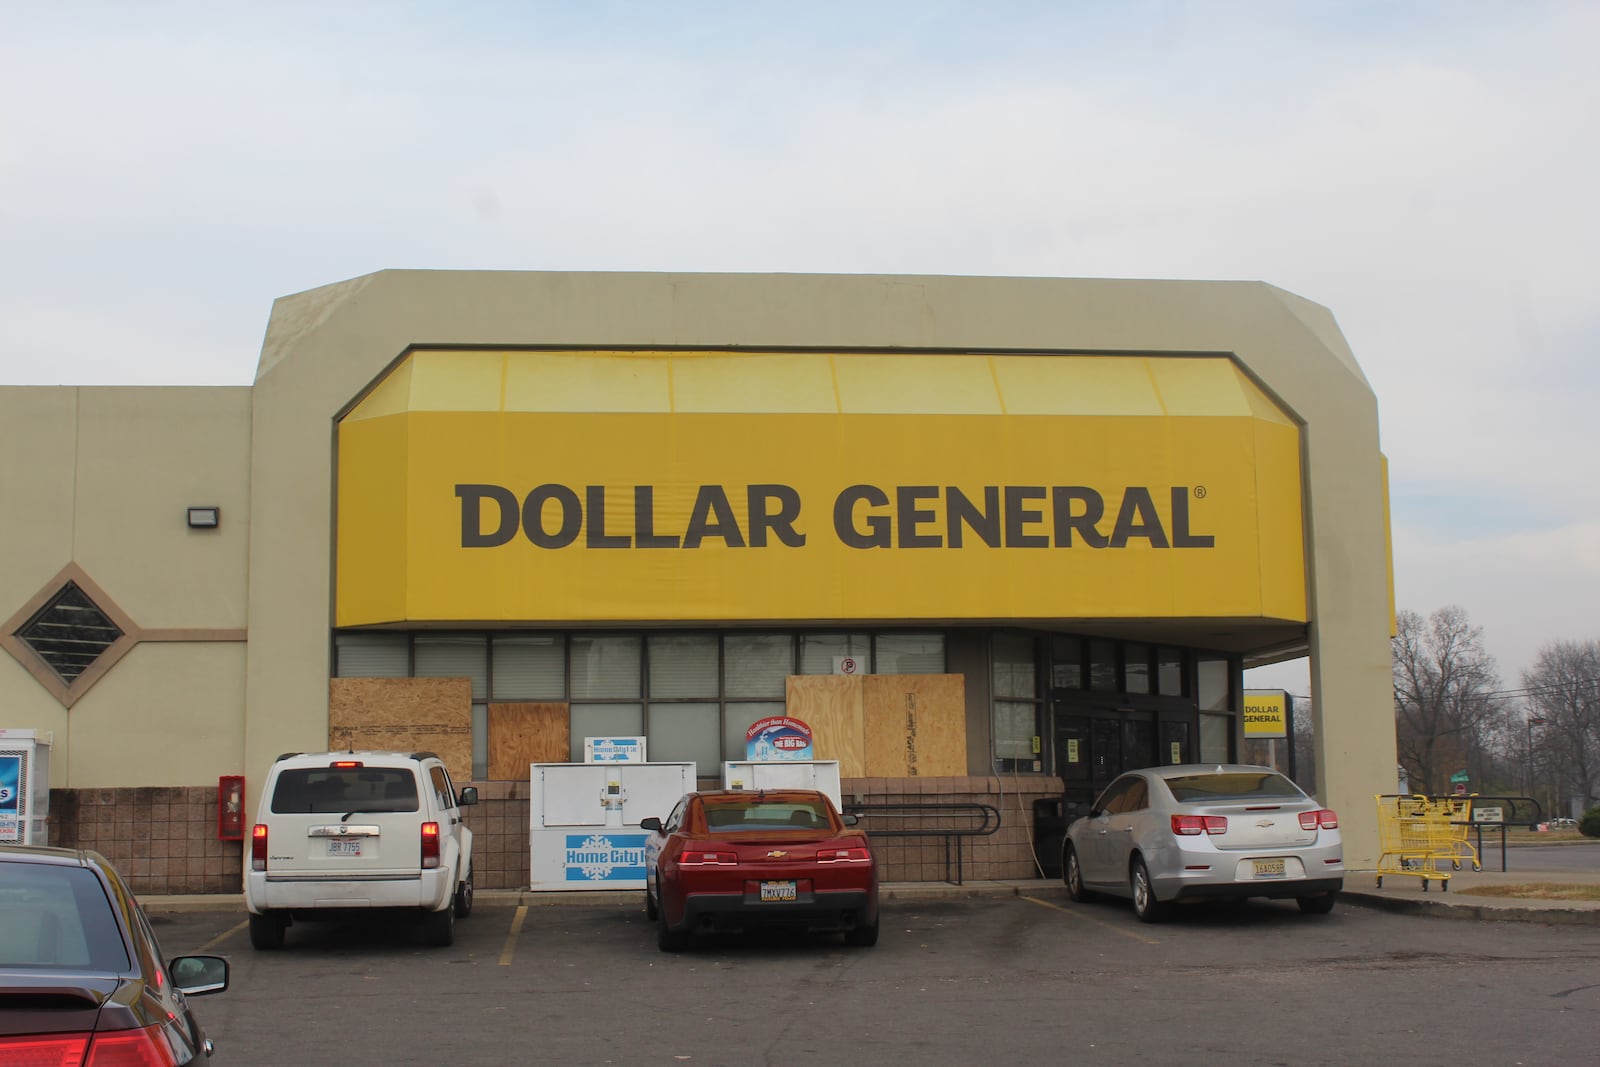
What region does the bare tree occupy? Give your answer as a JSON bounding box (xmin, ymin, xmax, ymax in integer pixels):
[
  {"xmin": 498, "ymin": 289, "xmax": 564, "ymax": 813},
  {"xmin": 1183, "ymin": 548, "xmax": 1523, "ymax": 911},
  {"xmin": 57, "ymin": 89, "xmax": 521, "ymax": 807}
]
[
  {"xmin": 1522, "ymin": 640, "xmax": 1600, "ymax": 818},
  {"xmin": 1392, "ymin": 606, "xmax": 1503, "ymax": 796}
]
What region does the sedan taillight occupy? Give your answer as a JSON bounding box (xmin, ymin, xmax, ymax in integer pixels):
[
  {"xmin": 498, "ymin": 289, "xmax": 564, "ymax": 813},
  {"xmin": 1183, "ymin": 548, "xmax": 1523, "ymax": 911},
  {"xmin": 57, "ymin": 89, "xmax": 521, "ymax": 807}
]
[
  {"xmin": 421, "ymin": 822, "xmax": 441, "ymax": 869},
  {"xmin": 1300, "ymin": 809, "xmax": 1339, "ymax": 830},
  {"xmin": 251, "ymin": 823, "xmax": 269, "ymax": 871},
  {"xmin": 1171, "ymin": 814, "xmax": 1228, "ymax": 835},
  {"xmin": 678, "ymin": 850, "xmax": 738, "ymax": 865},
  {"xmin": 816, "ymin": 847, "xmax": 872, "ymax": 862},
  {"xmin": 1, "ymin": 1024, "xmax": 187, "ymax": 1067}
]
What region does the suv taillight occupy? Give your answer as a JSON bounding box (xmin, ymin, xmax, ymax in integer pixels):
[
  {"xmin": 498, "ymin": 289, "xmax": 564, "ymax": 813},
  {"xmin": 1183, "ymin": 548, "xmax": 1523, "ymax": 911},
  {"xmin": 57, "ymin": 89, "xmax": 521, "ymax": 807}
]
[
  {"xmin": 1171, "ymin": 814, "xmax": 1228, "ymax": 835},
  {"xmin": 1300, "ymin": 809, "xmax": 1339, "ymax": 830},
  {"xmin": 421, "ymin": 822, "xmax": 441, "ymax": 869},
  {"xmin": 251, "ymin": 823, "xmax": 269, "ymax": 871}
]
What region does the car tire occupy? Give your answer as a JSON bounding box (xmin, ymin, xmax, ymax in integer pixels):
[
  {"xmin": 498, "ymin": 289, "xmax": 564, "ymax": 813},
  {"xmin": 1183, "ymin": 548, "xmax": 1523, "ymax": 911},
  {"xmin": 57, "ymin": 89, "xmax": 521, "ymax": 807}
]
[
  {"xmin": 1297, "ymin": 893, "xmax": 1337, "ymax": 915},
  {"xmin": 844, "ymin": 902, "xmax": 880, "ymax": 948},
  {"xmin": 1064, "ymin": 844, "xmax": 1094, "ymax": 903},
  {"xmin": 645, "ymin": 886, "xmax": 659, "ymax": 921},
  {"xmin": 423, "ymin": 904, "xmax": 455, "ymax": 947},
  {"xmin": 1130, "ymin": 857, "xmax": 1169, "ymax": 923},
  {"xmin": 248, "ymin": 911, "xmax": 285, "ymax": 950},
  {"xmin": 454, "ymin": 866, "xmax": 474, "ymax": 919}
]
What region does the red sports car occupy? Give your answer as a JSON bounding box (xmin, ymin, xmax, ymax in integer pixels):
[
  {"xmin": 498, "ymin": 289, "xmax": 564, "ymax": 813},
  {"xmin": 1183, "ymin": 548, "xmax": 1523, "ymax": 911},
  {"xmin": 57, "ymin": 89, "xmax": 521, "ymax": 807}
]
[{"xmin": 641, "ymin": 789, "xmax": 880, "ymax": 951}]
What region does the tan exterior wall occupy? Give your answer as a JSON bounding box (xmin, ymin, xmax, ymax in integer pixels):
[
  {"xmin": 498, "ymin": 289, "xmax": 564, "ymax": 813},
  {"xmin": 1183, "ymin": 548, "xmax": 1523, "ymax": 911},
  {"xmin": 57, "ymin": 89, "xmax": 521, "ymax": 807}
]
[{"xmin": 0, "ymin": 386, "xmax": 252, "ymax": 785}]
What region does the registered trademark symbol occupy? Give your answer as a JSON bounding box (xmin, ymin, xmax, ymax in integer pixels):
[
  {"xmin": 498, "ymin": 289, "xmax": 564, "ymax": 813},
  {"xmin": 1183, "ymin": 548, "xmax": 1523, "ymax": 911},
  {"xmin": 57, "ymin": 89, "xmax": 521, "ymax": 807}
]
[{"xmin": 1194, "ymin": 486, "xmax": 1207, "ymax": 499}]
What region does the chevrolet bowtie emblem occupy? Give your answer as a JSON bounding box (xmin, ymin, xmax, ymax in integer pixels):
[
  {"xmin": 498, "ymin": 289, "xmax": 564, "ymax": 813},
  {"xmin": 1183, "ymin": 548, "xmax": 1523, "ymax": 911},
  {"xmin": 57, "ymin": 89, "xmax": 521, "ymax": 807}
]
[{"xmin": 767, "ymin": 850, "xmax": 788, "ymax": 859}]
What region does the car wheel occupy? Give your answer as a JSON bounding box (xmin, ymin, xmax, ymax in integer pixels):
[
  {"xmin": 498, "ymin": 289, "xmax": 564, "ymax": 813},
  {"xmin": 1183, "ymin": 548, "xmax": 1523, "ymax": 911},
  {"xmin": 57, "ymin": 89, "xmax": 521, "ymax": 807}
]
[
  {"xmin": 844, "ymin": 904, "xmax": 880, "ymax": 948},
  {"xmin": 1297, "ymin": 892, "xmax": 1337, "ymax": 915},
  {"xmin": 1064, "ymin": 844, "xmax": 1094, "ymax": 903},
  {"xmin": 454, "ymin": 866, "xmax": 474, "ymax": 918},
  {"xmin": 656, "ymin": 911, "xmax": 689, "ymax": 953},
  {"xmin": 423, "ymin": 904, "xmax": 455, "ymax": 947},
  {"xmin": 1130, "ymin": 857, "xmax": 1169, "ymax": 923},
  {"xmin": 248, "ymin": 911, "xmax": 285, "ymax": 950}
]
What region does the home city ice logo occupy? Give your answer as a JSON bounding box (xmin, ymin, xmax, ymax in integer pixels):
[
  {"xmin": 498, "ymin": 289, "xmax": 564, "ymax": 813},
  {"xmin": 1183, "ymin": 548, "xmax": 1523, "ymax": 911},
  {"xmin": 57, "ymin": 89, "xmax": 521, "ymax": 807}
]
[{"xmin": 564, "ymin": 833, "xmax": 647, "ymax": 881}]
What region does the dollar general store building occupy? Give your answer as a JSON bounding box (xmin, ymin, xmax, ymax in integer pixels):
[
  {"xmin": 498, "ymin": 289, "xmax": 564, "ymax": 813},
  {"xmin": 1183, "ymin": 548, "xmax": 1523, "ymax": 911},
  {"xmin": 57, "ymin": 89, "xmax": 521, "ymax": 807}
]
[{"xmin": 0, "ymin": 271, "xmax": 1397, "ymax": 892}]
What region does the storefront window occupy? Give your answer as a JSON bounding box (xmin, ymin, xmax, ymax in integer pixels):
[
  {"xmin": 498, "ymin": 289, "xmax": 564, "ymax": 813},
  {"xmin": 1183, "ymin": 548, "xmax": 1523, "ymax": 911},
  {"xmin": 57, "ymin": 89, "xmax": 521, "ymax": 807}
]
[
  {"xmin": 1123, "ymin": 642, "xmax": 1150, "ymax": 695},
  {"xmin": 648, "ymin": 634, "xmax": 718, "ymax": 698},
  {"xmin": 1156, "ymin": 647, "xmax": 1184, "ymax": 696},
  {"xmin": 993, "ymin": 633, "xmax": 1041, "ymax": 773},
  {"xmin": 877, "ymin": 633, "xmax": 945, "ymax": 674},
  {"xmin": 725, "ymin": 701, "xmax": 784, "ymax": 762},
  {"xmin": 1200, "ymin": 712, "xmax": 1232, "ymax": 763},
  {"xmin": 491, "ymin": 635, "xmax": 564, "ymax": 699},
  {"xmin": 1050, "ymin": 635, "xmax": 1084, "ymax": 689},
  {"xmin": 1089, "ymin": 640, "xmax": 1118, "ymax": 691},
  {"xmin": 1197, "ymin": 657, "xmax": 1230, "ymax": 712},
  {"xmin": 647, "ymin": 702, "xmax": 720, "ymax": 775},
  {"xmin": 570, "ymin": 634, "xmax": 641, "ymax": 699},
  {"xmin": 568, "ymin": 703, "xmax": 643, "ymax": 762},
  {"xmin": 798, "ymin": 633, "xmax": 870, "ymax": 674},
  {"xmin": 724, "ymin": 634, "xmax": 792, "ymax": 697}
]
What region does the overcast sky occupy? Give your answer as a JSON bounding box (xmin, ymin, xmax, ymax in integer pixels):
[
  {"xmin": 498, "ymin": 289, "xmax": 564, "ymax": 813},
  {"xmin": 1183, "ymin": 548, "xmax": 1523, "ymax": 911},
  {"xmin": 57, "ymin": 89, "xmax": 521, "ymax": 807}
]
[{"xmin": 3, "ymin": 2, "xmax": 1595, "ymax": 699}]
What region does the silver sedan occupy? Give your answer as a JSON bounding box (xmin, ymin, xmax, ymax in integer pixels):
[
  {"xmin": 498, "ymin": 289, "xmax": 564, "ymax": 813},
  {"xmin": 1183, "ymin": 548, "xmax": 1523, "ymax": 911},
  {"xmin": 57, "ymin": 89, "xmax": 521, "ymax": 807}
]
[{"xmin": 1062, "ymin": 764, "xmax": 1344, "ymax": 921}]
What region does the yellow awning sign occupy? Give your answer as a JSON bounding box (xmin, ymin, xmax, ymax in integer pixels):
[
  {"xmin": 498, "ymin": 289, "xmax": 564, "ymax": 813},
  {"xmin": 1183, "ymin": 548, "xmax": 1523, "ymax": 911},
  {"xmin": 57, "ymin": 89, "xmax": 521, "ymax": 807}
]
[
  {"xmin": 335, "ymin": 350, "xmax": 1307, "ymax": 627},
  {"xmin": 1243, "ymin": 690, "xmax": 1291, "ymax": 739}
]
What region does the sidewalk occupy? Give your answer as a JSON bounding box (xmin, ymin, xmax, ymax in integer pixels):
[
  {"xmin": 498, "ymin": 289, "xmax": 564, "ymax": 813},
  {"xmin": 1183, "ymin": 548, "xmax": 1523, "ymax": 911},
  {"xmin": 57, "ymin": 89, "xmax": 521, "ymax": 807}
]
[{"xmin": 143, "ymin": 865, "xmax": 1600, "ymax": 924}]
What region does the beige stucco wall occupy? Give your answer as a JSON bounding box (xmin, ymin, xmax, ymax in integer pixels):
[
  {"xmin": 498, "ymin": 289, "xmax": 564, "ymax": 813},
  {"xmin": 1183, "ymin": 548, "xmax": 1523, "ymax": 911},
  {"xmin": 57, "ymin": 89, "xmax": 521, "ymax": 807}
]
[
  {"xmin": 0, "ymin": 386, "xmax": 251, "ymax": 785},
  {"xmin": 246, "ymin": 271, "xmax": 1396, "ymax": 866}
]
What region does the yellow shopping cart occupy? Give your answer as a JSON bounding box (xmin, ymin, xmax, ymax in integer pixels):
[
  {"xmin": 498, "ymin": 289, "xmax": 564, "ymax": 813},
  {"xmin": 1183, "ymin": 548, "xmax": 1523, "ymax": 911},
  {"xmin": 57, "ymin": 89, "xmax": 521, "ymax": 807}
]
[
  {"xmin": 1428, "ymin": 795, "xmax": 1482, "ymax": 874},
  {"xmin": 1374, "ymin": 794, "xmax": 1453, "ymax": 891}
]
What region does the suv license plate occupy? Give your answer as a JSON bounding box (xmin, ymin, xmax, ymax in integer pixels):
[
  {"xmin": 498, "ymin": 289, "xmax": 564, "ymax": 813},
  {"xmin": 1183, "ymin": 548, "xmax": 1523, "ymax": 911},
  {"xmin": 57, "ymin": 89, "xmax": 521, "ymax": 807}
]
[
  {"xmin": 759, "ymin": 880, "xmax": 797, "ymax": 903},
  {"xmin": 1253, "ymin": 858, "xmax": 1286, "ymax": 878},
  {"xmin": 327, "ymin": 839, "xmax": 363, "ymax": 857}
]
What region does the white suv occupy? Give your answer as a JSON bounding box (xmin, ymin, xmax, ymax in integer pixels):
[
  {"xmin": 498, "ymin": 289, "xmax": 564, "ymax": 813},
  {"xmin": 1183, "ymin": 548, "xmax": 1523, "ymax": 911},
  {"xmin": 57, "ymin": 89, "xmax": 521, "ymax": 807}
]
[{"xmin": 245, "ymin": 750, "xmax": 478, "ymax": 949}]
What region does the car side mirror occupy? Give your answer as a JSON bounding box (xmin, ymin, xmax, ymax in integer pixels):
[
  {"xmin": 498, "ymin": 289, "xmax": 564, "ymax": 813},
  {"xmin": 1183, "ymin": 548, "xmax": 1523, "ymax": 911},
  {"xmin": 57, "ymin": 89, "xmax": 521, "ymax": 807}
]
[
  {"xmin": 640, "ymin": 817, "xmax": 663, "ymax": 833},
  {"xmin": 170, "ymin": 955, "xmax": 230, "ymax": 996},
  {"xmin": 458, "ymin": 786, "xmax": 479, "ymax": 807},
  {"xmin": 841, "ymin": 813, "xmax": 860, "ymax": 827}
]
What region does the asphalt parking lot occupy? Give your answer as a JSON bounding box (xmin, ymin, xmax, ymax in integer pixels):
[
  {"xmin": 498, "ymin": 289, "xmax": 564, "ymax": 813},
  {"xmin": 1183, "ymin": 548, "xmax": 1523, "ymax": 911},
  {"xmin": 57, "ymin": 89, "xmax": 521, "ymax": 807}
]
[{"xmin": 157, "ymin": 891, "xmax": 1600, "ymax": 1066}]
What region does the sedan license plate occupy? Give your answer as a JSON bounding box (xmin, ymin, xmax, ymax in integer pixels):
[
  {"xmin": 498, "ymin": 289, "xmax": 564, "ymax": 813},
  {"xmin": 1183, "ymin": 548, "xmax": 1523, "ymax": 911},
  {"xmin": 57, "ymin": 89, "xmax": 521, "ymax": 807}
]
[
  {"xmin": 1253, "ymin": 858, "xmax": 1286, "ymax": 878},
  {"xmin": 759, "ymin": 880, "xmax": 797, "ymax": 903},
  {"xmin": 327, "ymin": 839, "xmax": 363, "ymax": 857}
]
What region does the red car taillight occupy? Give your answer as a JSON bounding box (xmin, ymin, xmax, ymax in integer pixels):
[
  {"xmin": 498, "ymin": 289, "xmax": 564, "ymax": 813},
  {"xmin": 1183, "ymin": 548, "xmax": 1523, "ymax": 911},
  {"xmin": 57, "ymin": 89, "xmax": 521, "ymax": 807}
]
[
  {"xmin": 421, "ymin": 822, "xmax": 441, "ymax": 869},
  {"xmin": 1300, "ymin": 809, "xmax": 1339, "ymax": 830},
  {"xmin": 816, "ymin": 847, "xmax": 872, "ymax": 862},
  {"xmin": 1171, "ymin": 814, "xmax": 1228, "ymax": 836},
  {"xmin": 0, "ymin": 1025, "xmax": 184, "ymax": 1067},
  {"xmin": 678, "ymin": 850, "xmax": 738, "ymax": 865},
  {"xmin": 251, "ymin": 823, "xmax": 269, "ymax": 871}
]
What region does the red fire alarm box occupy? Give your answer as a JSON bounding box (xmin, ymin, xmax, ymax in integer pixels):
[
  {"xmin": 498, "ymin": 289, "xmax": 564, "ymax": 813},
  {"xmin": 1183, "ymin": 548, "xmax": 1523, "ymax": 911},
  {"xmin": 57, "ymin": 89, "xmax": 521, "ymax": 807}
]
[{"xmin": 217, "ymin": 775, "xmax": 245, "ymax": 840}]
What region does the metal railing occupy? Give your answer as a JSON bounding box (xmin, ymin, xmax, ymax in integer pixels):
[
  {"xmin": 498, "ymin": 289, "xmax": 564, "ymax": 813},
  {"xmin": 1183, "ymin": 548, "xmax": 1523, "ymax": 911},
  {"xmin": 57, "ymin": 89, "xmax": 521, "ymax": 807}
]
[{"xmin": 844, "ymin": 802, "xmax": 1002, "ymax": 885}]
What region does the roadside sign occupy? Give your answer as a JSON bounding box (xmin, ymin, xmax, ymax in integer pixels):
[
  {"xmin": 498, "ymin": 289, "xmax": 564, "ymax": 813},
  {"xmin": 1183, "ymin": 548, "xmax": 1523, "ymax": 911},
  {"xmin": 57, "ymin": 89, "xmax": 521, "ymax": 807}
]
[{"xmin": 1472, "ymin": 806, "xmax": 1504, "ymax": 823}]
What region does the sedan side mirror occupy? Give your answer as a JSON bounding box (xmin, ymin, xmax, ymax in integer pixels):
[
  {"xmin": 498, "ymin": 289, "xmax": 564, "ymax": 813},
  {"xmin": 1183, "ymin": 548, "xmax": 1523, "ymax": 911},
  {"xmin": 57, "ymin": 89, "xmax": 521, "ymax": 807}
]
[
  {"xmin": 169, "ymin": 955, "xmax": 230, "ymax": 996},
  {"xmin": 640, "ymin": 817, "xmax": 663, "ymax": 833},
  {"xmin": 841, "ymin": 813, "xmax": 860, "ymax": 827}
]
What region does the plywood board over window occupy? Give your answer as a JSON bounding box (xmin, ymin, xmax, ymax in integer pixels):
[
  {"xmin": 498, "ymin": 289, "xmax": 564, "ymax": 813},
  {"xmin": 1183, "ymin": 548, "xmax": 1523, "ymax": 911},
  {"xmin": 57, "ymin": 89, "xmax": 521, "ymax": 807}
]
[
  {"xmin": 329, "ymin": 677, "xmax": 472, "ymax": 785},
  {"xmin": 863, "ymin": 675, "xmax": 966, "ymax": 777},
  {"xmin": 785, "ymin": 674, "xmax": 966, "ymax": 778},
  {"xmin": 786, "ymin": 675, "xmax": 866, "ymax": 776},
  {"xmin": 488, "ymin": 702, "xmax": 570, "ymax": 779}
]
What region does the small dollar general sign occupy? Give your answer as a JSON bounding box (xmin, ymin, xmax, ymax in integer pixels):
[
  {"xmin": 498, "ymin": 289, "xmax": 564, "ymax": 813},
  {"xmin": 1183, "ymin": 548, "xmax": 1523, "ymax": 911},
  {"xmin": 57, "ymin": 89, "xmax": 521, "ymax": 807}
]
[{"xmin": 1243, "ymin": 690, "xmax": 1289, "ymax": 739}]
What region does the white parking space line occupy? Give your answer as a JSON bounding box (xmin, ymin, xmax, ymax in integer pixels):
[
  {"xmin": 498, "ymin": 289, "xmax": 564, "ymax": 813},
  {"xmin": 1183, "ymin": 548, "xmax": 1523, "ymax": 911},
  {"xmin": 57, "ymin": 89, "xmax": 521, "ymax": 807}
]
[
  {"xmin": 499, "ymin": 905, "xmax": 528, "ymax": 966},
  {"xmin": 1021, "ymin": 895, "xmax": 1160, "ymax": 945},
  {"xmin": 196, "ymin": 919, "xmax": 249, "ymax": 954}
]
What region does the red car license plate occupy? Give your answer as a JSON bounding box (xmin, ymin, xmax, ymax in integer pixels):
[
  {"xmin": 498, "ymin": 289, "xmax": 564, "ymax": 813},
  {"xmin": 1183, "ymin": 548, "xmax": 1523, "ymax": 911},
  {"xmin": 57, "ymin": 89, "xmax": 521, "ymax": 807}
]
[{"xmin": 759, "ymin": 880, "xmax": 797, "ymax": 903}]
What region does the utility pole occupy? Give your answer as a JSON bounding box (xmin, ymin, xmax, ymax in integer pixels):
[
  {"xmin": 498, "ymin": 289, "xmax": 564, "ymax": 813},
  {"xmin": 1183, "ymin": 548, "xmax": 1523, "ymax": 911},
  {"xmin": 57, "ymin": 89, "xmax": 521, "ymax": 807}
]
[{"xmin": 1527, "ymin": 715, "xmax": 1548, "ymax": 814}]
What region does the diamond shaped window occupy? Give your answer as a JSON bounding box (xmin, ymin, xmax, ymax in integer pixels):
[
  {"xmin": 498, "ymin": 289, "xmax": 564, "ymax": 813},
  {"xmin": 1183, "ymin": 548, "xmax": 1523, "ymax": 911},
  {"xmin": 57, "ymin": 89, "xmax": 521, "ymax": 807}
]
[{"xmin": 15, "ymin": 581, "xmax": 125, "ymax": 684}]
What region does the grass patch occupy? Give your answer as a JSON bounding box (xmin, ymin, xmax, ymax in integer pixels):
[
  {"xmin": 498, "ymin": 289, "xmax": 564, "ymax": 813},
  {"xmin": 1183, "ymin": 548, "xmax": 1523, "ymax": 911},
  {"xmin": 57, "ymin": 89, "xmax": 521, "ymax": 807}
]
[{"xmin": 1458, "ymin": 883, "xmax": 1600, "ymax": 902}]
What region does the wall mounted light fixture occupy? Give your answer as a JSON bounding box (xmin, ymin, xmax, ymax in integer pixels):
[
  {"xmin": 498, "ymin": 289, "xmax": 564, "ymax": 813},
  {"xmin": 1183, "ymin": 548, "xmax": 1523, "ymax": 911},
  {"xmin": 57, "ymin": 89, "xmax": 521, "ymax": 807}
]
[{"xmin": 187, "ymin": 506, "xmax": 221, "ymax": 529}]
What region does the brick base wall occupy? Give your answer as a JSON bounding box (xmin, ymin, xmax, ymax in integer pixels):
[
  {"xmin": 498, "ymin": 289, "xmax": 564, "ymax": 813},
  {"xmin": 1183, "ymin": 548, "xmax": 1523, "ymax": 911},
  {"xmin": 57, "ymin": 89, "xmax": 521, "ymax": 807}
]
[{"xmin": 46, "ymin": 776, "xmax": 1066, "ymax": 895}]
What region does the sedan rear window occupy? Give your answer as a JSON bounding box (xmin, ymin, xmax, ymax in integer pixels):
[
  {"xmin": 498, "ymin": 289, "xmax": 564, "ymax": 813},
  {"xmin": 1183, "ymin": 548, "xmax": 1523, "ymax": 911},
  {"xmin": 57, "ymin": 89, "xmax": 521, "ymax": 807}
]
[
  {"xmin": 701, "ymin": 798, "xmax": 832, "ymax": 831},
  {"xmin": 270, "ymin": 768, "xmax": 420, "ymax": 813},
  {"xmin": 1165, "ymin": 772, "xmax": 1305, "ymax": 803},
  {"xmin": 0, "ymin": 864, "xmax": 130, "ymax": 971}
]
